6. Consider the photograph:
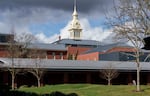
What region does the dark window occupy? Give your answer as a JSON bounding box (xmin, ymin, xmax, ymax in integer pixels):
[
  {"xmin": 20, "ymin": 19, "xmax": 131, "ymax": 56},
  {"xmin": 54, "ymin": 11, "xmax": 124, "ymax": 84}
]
[{"xmin": 0, "ymin": 36, "xmax": 6, "ymax": 42}]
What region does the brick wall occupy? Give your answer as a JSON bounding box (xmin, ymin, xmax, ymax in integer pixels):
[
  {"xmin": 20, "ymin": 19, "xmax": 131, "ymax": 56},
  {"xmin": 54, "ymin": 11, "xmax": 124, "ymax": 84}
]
[
  {"xmin": 77, "ymin": 52, "xmax": 99, "ymax": 61},
  {"xmin": 67, "ymin": 46, "xmax": 91, "ymax": 55},
  {"xmin": 106, "ymin": 47, "xmax": 136, "ymax": 53}
]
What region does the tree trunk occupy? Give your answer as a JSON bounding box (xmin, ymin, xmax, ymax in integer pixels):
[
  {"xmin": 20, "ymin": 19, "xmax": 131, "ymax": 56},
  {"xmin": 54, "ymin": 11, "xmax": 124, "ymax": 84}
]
[
  {"xmin": 11, "ymin": 71, "xmax": 15, "ymax": 90},
  {"xmin": 37, "ymin": 78, "xmax": 41, "ymax": 87},
  {"xmin": 108, "ymin": 79, "xmax": 111, "ymax": 85},
  {"xmin": 136, "ymin": 62, "xmax": 140, "ymax": 91},
  {"xmin": 136, "ymin": 51, "xmax": 140, "ymax": 92}
]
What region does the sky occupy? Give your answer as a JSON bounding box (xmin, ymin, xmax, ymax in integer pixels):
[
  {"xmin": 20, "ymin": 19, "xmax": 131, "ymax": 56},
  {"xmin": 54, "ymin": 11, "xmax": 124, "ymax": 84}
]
[{"xmin": 0, "ymin": 0, "xmax": 116, "ymax": 44}]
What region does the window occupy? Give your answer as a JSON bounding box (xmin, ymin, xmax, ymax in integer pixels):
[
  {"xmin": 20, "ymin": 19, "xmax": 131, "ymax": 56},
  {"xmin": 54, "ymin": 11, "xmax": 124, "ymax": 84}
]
[
  {"xmin": 74, "ymin": 32, "xmax": 80, "ymax": 37},
  {"xmin": 52, "ymin": 52, "xmax": 55, "ymax": 60},
  {"xmin": 71, "ymin": 32, "xmax": 73, "ymax": 37},
  {"xmin": 60, "ymin": 53, "xmax": 63, "ymax": 60},
  {"xmin": 0, "ymin": 36, "xmax": 6, "ymax": 42}
]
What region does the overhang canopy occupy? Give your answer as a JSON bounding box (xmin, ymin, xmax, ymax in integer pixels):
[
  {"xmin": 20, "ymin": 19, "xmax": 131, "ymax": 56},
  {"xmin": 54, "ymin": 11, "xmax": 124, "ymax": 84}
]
[{"xmin": 0, "ymin": 58, "xmax": 150, "ymax": 71}]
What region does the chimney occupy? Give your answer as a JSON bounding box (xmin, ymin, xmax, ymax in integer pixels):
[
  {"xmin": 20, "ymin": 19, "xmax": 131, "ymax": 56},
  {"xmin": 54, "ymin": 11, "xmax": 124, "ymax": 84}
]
[{"xmin": 59, "ymin": 35, "xmax": 61, "ymax": 40}]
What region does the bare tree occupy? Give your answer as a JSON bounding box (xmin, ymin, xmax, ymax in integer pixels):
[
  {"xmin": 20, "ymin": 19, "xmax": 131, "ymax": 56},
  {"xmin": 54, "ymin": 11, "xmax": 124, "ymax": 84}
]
[
  {"xmin": 144, "ymin": 0, "xmax": 150, "ymax": 10},
  {"xmin": 28, "ymin": 58, "xmax": 45, "ymax": 87},
  {"xmin": 7, "ymin": 34, "xmax": 22, "ymax": 90},
  {"xmin": 7, "ymin": 31, "xmax": 35, "ymax": 90},
  {"xmin": 107, "ymin": 0, "xmax": 150, "ymax": 91},
  {"xmin": 100, "ymin": 64, "xmax": 119, "ymax": 85},
  {"xmin": 27, "ymin": 48, "xmax": 46, "ymax": 87}
]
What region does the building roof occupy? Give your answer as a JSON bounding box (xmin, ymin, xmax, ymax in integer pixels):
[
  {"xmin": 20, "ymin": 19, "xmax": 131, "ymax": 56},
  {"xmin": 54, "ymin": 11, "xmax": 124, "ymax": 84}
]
[
  {"xmin": 83, "ymin": 43, "xmax": 132, "ymax": 54},
  {"xmin": 0, "ymin": 33, "xmax": 12, "ymax": 36},
  {"xmin": 0, "ymin": 42, "xmax": 67, "ymax": 51},
  {"xmin": 53, "ymin": 39, "xmax": 102, "ymax": 47},
  {"xmin": 27, "ymin": 43, "xmax": 67, "ymax": 51},
  {"xmin": 0, "ymin": 58, "xmax": 150, "ymax": 71}
]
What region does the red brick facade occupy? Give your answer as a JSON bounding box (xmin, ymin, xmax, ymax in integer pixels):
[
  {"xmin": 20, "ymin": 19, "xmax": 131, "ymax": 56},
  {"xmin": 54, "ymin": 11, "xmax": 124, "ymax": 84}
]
[
  {"xmin": 77, "ymin": 52, "xmax": 99, "ymax": 61},
  {"xmin": 106, "ymin": 47, "xmax": 136, "ymax": 53},
  {"xmin": 77, "ymin": 47, "xmax": 136, "ymax": 61},
  {"xmin": 67, "ymin": 46, "xmax": 91, "ymax": 55}
]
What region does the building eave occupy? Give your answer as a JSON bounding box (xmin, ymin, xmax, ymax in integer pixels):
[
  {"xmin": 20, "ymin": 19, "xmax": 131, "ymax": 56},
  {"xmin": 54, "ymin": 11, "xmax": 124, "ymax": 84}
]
[{"xmin": 1, "ymin": 58, "xmax": 150, "ymax": 71}]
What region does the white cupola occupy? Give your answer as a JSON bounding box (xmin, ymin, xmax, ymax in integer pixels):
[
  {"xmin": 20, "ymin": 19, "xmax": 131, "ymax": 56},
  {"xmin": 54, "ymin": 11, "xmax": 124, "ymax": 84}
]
[{"xmin": 68, "ymin": 0, "xmax": 82, "ymax": 40}]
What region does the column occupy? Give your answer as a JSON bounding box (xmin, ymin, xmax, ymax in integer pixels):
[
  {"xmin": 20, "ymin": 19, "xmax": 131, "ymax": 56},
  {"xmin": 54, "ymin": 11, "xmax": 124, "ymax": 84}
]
[
  {"xmin": 3, "ymin": 72, "xmax": 9, "ymax": 85},
  {"xmin": 14, "ymin": 77, "xmax": 17, "ymax": 89},
  {"xmin": 147, "ymin": 72, "xmax": 150, "ymax": 85},
  {"xmin": 64, "ymin": 72, "xmax": 69, "ymax": 83},
  {"xmin": 127, "ymin": 72, "xmax": 132, "ymax": 85},
  {"xmin": 40, "ymin": 77, "xmax": 44, "ymax": 87},
  {"xmin": 86, "ymin": 72, "xmax": 91, "ymax": 84}
]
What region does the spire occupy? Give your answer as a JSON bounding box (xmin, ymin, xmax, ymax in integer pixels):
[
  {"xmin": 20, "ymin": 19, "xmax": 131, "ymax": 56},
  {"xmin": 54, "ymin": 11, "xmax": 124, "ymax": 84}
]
[
  {"xmin": 73, "ymin": 0, "xmax": 78, "ymax": 16},
  {"xmin": 68, "ymin": 0, "xmax": 82, "ymax": 40}
]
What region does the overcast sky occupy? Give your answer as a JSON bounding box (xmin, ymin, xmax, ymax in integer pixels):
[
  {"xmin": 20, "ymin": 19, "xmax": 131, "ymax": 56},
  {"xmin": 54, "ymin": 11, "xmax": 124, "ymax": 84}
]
[{"xmin": 0, "ymin": 0, "xmax": 116, "ymax": 43}]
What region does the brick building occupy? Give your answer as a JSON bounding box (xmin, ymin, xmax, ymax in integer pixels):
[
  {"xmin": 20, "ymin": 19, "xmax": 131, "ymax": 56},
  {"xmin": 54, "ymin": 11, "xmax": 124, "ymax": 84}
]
[{"xmin": 0, "ymin": 1, "xmax": 150, "ymax": 88}]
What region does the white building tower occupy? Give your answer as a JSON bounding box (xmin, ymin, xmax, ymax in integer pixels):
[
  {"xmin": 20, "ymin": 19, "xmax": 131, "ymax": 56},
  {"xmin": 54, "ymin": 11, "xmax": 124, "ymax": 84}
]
[{"xmin": 68, "ymin": 0, "xmax": 82, "ymax": 40}]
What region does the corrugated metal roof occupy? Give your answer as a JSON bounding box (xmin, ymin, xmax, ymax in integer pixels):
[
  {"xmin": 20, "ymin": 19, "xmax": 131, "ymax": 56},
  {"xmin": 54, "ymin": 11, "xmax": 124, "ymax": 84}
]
[
  {"xmin": 53, "ymin": 39, "xmax": 102, "ymax": 46},
  {"xmin": 83, "ymin": 43, "xmax": 132, "ymax": 54},
  {"xmin": 27, "ymin": 43, "xmax": 67, "ymax": 51},
  {"xmin": 0, "ymin": 43, "xmax": 67, "ymax": 51},
  {"xmin": 0, "ymin": 58, "xmax": 150, "ymax": 71}
]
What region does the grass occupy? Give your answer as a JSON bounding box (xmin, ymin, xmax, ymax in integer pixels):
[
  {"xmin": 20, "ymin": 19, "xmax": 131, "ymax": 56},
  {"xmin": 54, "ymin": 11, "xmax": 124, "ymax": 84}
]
[{"xmin": 18, "ymin": 84, "xmax": 150, "ymax": 96}]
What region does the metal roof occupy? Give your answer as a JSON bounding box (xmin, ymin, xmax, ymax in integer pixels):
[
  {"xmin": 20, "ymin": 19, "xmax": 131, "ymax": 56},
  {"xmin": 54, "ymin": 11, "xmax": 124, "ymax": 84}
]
[
  {"xmin": 0, "ymin": 42, "xmax": 67, "ymax": 51},
  {"xmin": 0, "ymin": 58, "xmax": 150, "ymax": 71},
  {"xmin": 27, "ymin": 43, "xmax": 67, "ymax": 51},
  {"xmin": 83, "ymin": 43, "xmax": 133, "ymax": 54},
  {"xmin": 53, "ymin": 39, "xmax": 102, "ymax": 46}
]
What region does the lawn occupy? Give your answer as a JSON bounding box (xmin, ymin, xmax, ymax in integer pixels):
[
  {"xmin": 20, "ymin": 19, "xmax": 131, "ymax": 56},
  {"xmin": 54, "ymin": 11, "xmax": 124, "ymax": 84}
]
[{"xmin": 18, "ymin": 84, "xmax": 150, "ymax": 96}]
